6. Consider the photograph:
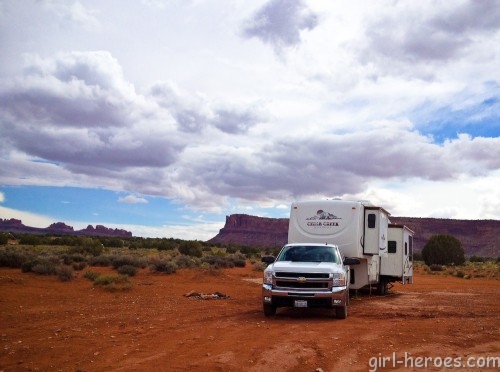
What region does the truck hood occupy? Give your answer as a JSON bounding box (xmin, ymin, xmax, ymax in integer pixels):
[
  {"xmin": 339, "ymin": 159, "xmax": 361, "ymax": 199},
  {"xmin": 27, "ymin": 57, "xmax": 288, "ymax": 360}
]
[{"xmin": 270, "ymin": 261, "xmax": 343, "ymax": 274}]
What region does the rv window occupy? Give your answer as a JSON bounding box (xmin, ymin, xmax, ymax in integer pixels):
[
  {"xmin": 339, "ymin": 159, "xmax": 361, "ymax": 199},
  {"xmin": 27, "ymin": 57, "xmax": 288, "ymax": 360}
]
[
  {"xmin": 405, "ymin": 243, "xmax": 407, "ymax": 256},
  {"xmin": 409, "ymin": 236, "xmax": 413, "ymax": 261},
  {"xmin": 388, "ymin": 241, "xmax": 397, "ymax": 254},
  {"xmin": 367, "ymin": 214, "xmax": 376, "ymax": 228}
]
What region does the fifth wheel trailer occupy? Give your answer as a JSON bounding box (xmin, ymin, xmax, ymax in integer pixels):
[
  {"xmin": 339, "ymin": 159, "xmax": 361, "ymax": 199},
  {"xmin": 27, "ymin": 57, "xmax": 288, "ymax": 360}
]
[{"xmin": 288, "ymin": 199, "xmax": 414, "ymax": 294}]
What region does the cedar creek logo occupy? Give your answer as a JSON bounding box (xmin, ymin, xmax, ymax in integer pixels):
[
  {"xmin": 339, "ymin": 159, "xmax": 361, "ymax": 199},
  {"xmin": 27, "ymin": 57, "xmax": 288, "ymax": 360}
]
[{"xmin": 306, "ymin": 209, "xmax": 342, "ymax": 227}]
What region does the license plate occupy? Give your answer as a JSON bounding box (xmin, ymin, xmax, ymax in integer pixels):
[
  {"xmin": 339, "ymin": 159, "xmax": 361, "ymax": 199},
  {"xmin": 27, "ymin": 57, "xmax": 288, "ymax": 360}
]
[{"xmin": 294, "ymin": 300, "xmax": 308, "ymax": 308}]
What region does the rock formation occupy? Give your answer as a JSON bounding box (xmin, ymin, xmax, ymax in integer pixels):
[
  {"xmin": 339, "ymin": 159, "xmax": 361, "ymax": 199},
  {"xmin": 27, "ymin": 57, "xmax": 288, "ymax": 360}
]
[
  {"xmin": 0, "ymin": 218, "xmax": 132, "ymax": 238},
  {"xmin": 208, "ymin": 214, "xmax": 500, "ymax": 258}
]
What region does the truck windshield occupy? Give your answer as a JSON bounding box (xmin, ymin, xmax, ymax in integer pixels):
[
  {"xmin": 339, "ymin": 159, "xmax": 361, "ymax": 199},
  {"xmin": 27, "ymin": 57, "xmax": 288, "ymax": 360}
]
[{"xmin": 276, "ymin": 246, "xmax": 338, "ymax": 263}]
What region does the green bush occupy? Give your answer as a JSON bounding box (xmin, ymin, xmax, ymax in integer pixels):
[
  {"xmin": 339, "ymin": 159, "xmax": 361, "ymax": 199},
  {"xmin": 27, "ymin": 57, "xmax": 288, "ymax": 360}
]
[
  {"xmin": 429, "ymin": 264, "xmax": 444, "ymax": 271},
  {"xmin": 178, "ymin": 241, "xmax": 203, "ymax": 258},
  {"xmin": 174, "ymin": 255, "xmax": 198, "ymax": 269},
  {"xmin": 68, "ymin": 239, "xmax": 104, "ymax": 256},
  {"xmin": 0, "ymin": 248, "xmax": 30, "ymax": 268},
  {"xmin": 422, "ymin": 234, "xmax": 465, "ymax": 266},
  {"xmin": 56, "ymin": 265, "xmax": 74, "ymax": 281},
  {"xmin": 72, "ymin": 261, "xmax": 87, "ymax": 271},
  {"xmin": 117, "ymin": 264, "xmax": 138, "ymax": 276},
  {"xmin": 469, "ymin": 255, "xmax": 485, "ymax": 263},
  {"xmin": 88, "ymin": 255, "xmax": 111, "ymax": 267},
  {"xmin": 149, "ymin": 259, "xmax": 177, "ymax": 274},
  {"xmin": 201, "ymin": 254, "xmax": 246, "ymax": 269},
  {"xmin": 93, "ymin": 274, "xmax": 131, "ymax": 291},
  {"xmin": 0, "ymin": 233, "xmax": 9, "ymax": 245},
  {"xmin": 83, "ymin": 270, "xmax": 101, "ymax": 281},
  {"xmin": 83, "ymin": 270, "xmax": 100, "ymax": 281},
  {"xmin": 111, "ymin": 255, "xmax": 146, "ymax": 269},
  {"xmin": 31, "ymin": 259, "xmax": 57, "ymax": 275}
]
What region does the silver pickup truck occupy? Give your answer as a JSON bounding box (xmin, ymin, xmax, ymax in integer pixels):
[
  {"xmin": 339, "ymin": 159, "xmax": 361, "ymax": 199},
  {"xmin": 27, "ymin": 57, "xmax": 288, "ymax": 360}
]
[{"xmin": 261, "ymin": 243, "xmax": 357, "ymax": 319}]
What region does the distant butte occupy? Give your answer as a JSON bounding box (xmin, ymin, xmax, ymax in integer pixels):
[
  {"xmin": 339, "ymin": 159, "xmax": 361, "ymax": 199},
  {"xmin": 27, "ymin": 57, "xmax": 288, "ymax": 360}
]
[
  {"xmin": 208, "ymin": 214, "xmax": 500, "ymax": 258},
  {"xmin": 0, "ymin": 218, "xmax": 132, "ymax": 238}
]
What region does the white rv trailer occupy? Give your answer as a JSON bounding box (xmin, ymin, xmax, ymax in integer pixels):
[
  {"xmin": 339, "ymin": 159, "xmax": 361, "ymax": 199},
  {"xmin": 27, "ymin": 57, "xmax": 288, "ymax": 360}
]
[{"xmin": 288, "ymin": 199, "xmax": 413, "ymax": 293}]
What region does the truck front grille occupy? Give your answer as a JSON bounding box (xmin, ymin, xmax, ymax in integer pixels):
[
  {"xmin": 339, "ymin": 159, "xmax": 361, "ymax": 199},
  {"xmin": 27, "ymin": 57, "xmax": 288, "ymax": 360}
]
[
  {"xmin": 273, "ymin": 272, "xmax": 331, "ymax": 290},
  {"xmin": 275, "ymin": 272, "xmax": 329, "ymax": 279},
  {"xmin": 275, "ymin": 280, "xmax": 329, "ymax": 289}
]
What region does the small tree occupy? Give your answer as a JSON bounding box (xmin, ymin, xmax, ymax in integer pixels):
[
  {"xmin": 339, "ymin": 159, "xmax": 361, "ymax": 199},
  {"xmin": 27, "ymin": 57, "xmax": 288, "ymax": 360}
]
[
  {"xmin": 178, "ymin": 240, "xmax": 203, "ymax": 258},
  {"xmin": 422, "ymin": 234, "xmax": 465, "ymax": 266}
]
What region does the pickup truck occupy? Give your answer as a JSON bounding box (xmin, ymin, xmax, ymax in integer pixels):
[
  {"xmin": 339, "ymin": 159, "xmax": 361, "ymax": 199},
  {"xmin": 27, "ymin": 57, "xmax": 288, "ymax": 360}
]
[{"xmin": 261, "ymin": 243, "xmax": 356, "ymax": 319}]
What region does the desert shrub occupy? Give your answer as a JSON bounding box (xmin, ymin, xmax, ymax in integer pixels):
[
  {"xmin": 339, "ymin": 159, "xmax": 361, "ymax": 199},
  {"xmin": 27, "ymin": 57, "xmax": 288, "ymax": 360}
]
[
  {"xmin": 422, "ymin": 234, "xmax": 465, "ymax": 266},
  {"xmin": 72, "ymin": 261, "xmax": 87, "ymax": 271},
  {"xmin": 0, "ymin": 233, "xmax": 8, "ymax": 245},
  {"xmin": 202, "ymin": 255, "xmax": 234, "ymax": 268},
  {"xmin": 178, "ymin": 241, "xmax": 203, "ymax": 258},
  {"xmin": 21, "ymin": 259, "xmax": 37, "ymax": 273},
  {"xmin": 83, "ymin": 270, "xmax": 100, "ymax": 281},
  {"xmin": 117, "ymin": 264, "xmax": 138, "ymax": 276},
  {"xmin": 31, "ymin": 259, "xmax": 57, "ymax": 275},
  {"xmin": 88, "ymin": 254, "xmax": 111, "ymax": 267},
  {"xmin": 232, "ymin": 256, "xmax": 246, "ymax": 268},
  {"xmin": 157, "ymin": 239, "xmax": 176, "ymax": 251},
  {"xmin": 18, "ymin": 235, "xmax": 44, "ymax": 245},
  {"xmin": 201, "ymin": 254, "xmax": 245, "ymax": 268},
  {"xmin": 62, "ymin": 253, "xmax": 87, "ymax": 265},
  {"xmin": 253, "ymin": 261, "xmax": 267, "ymax": 271},
  {"xmin": 0, "ymin": 248, "xmax": 31, "ymax": 268},
  {"xmin": 93, "ymin": 274, "xmax": 131, "ymax": 291},
  {"xmin": 174, "ymin": 255, "xmax": 199, "ymax": 269},
  {"xmin": 239, "ymin": 246, "xmax": 260, "ymax": 258},
  {"xmin": 111, "ymin": 255, "xmax": 146, "ymax": 269},
  {"xmin": 412, "ymin": 252, "xmax": 423, "ymax": 261},
  {"xmin": 56, "ymin": 265, "xmax": 74, "ymax": 281},
  {"xmin": 429, "ymin": 264, "xmax": 444, "ymax": 272},
  {"xmin": 149, "ymin": 259, "xmax": 177, "ymax": 274},
  {"xmin": 101, "ymin": 237, "xmax": 124, "ymax": 248},
  {"xmin": 68, "ymin": 239, "xmax": 104, "ymax": 256},
  {"xmin": 469, "ymin": 255, "xmax": 485, "ymax": 263},
  {"xmin": 455, "ymin": 271, "xmax": 465, "ymax": 278}
]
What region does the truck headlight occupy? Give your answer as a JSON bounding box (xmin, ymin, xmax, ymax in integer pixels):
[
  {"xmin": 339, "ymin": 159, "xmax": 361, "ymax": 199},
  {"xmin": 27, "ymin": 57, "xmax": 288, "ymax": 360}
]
[
  {"xmin": 263, "ymin": 270, "xmax": 273, "ymax": 285},
  {"xmin": 332, "ymin": 272, "xmax": 346, "ymax": 287}
]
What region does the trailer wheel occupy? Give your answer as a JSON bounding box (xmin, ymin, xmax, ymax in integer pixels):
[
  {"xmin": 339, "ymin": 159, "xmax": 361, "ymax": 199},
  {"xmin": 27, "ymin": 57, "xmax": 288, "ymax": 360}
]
[
  {"xmin": 263, "ymin": 304, "xmax": 276, "ymax": 316},
  {"xmin": 377, "ymin": 280, "xmax": 388, "ymax": 296}
]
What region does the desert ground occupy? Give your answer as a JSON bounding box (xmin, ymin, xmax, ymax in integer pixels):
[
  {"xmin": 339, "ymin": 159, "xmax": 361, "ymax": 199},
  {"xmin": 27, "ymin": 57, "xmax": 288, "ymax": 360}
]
[{"xmin": 1, "ymin": 264, "xmax": 499, "ymax": 372}]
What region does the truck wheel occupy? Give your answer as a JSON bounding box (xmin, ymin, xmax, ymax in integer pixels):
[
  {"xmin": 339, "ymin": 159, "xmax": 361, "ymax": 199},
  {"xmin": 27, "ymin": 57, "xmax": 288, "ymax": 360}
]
[
  {"xmin": 263, "ymin": 304, "xmax": 276, "ymax": 316},
  {"xmin": 335, "ymin": 305, "xmax": 347, "ymax": 319}
]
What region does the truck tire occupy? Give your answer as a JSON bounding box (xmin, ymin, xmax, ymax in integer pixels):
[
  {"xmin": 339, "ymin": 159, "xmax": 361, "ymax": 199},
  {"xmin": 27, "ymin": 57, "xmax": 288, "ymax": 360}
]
[
  {"xmin": 263, "ymin": 304, "xmax": 276, "ymax": 316},
  {"xmin": 335, "ymin": 305, "xmax": 347, "ymax": 319}
]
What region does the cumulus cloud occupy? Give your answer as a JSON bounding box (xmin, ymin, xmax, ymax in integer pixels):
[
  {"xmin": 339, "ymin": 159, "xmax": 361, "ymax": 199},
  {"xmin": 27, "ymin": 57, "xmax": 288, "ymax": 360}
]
[
  {"xmin": 358, "ymin": 0, "xmax": 500, "ymax": 77},
  {"xmin": 164, "ymin": 126, "xmax": 500, "ymax": 209},
  {"xmin": 0, "ymin": 52, "xmax": 184, "ymax": 171},
  {"xmin": 44, "ymin": 0, "xmax": 99, "ymax": 30},
  {"xmin": 149, "ymin": 81, "xmax": 263, "ymax": 134},
  {"xmin": 242, "ymin": 0, "xmax": 318, "ymax": 52},
  {"xmin": 1, "ymin": 1, "xmax": 499, "ymax": 220},
  {"xmin": 118, "ymin": 195, "xmax": 148, "ymax": 204}
]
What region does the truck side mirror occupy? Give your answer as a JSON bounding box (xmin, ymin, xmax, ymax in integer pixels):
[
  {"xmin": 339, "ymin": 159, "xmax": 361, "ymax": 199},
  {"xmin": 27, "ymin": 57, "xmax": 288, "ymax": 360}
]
[
  {"xmin": 261, "ymin": 256, "xmax": 275, "ymax": 264},
  {"xmin": 343, "ymin": 257, "xmax": 361, "ymax": 265}
]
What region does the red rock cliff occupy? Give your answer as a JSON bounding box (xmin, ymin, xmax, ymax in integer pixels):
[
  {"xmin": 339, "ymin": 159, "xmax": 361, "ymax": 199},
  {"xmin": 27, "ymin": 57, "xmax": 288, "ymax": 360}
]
[{"xmin": 209, "ymin": 214, "xmax": 500, "ymax": 257}]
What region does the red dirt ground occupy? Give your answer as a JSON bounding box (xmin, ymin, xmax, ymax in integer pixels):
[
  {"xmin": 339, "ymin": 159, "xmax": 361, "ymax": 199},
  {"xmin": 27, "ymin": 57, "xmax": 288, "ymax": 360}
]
[{"xmin": 1, "ymin": 264, "xmax": 499, "ymax": 371}]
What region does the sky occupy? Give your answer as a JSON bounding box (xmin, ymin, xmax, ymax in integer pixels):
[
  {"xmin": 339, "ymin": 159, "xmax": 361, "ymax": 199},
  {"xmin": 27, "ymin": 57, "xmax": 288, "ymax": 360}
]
[{"xmin": 1, "ymin": 0, "xmax": 499, "ymax": 241}]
